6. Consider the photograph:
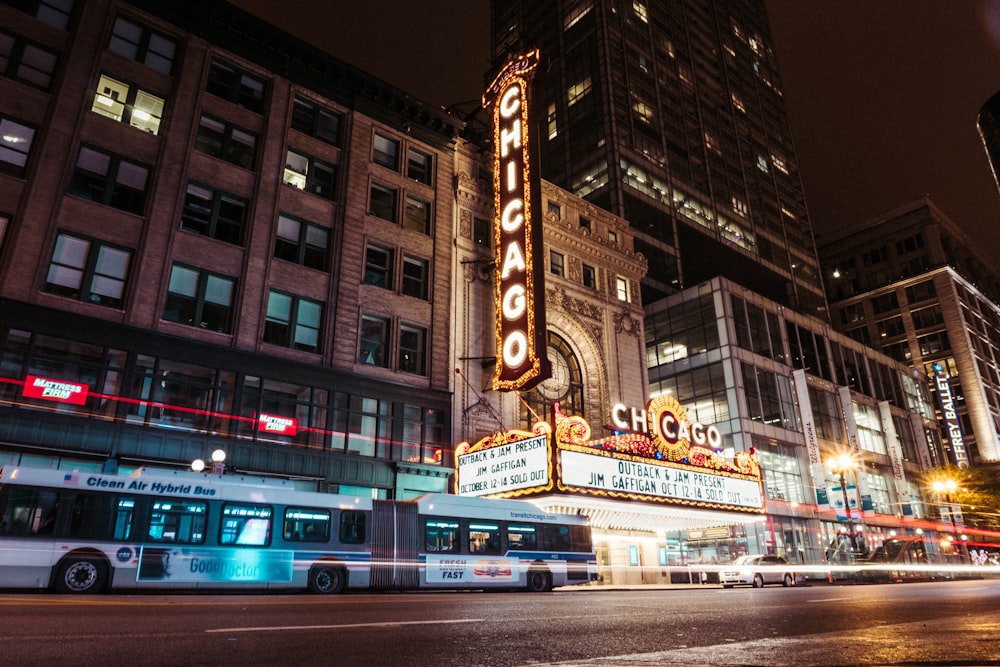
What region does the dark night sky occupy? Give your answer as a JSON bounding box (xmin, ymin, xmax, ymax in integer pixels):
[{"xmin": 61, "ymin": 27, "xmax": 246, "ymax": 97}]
[{"xmin": 231, "ymin": 0, "xmax": 1000, "ymax": 261}]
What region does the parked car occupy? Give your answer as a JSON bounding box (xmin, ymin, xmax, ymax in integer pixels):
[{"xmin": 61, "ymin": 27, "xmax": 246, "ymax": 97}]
[{"xmin": 720, "ymin": 555, "xmax": 798, "ymax": 588}]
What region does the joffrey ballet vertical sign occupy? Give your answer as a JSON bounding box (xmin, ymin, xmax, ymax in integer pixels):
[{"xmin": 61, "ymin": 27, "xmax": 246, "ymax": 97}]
[{"xmin": 484, "ymin": 49, "xmax": 550, "ymax": 391}]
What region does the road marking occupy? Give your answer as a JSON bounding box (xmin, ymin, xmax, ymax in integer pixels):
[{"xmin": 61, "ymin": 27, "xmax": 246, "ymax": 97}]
[{"xmin": 206, "ymin": 618, "xmax": 486, "ymax": 634}]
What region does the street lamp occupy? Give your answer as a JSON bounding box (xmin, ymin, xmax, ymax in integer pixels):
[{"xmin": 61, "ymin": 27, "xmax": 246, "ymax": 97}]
[
  {"xmin": 829, "ymin": 453, "xmax": 858, "ymax": 517},
  {"xmin": 192, "ymin": 449, "xmax": 226, "ymax": 476},
  {"xmin": 931, "ymin": 477, "xmax": 965, "ymax": 562},
  {"xmin": 827, "ymin": 453, "xmax": 863, "ymax": 562}
]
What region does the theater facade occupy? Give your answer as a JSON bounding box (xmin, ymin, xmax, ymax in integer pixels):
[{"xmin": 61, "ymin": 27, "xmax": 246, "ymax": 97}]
[{"xmin": 452, "ymin": 131, "xmax": 943, "ymax": 584}]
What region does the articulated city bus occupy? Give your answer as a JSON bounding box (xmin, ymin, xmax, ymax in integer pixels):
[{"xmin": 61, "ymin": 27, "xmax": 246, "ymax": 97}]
[{"xmin": 0, "ymin": 466, "xmax": 597, "ymax": 594}]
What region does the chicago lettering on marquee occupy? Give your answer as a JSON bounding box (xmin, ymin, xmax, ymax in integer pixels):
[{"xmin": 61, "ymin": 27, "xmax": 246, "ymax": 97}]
[
  {"xmin": 483, "ymin": 49, "xmax": 550, "ymax": 391},
  {"xmin": 555, "ymin": 399, "xmax": 764, "ymax": 512}
]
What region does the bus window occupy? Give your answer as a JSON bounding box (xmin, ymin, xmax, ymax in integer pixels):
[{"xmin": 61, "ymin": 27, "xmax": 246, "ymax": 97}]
[
  {"xmin": 0, "ymin": 487, "xmax": 59, "ymax": 536},
  {"xmin": 338, "ymin": 510, "xmax": 366, "ymax": 544},
  {"xmin": 114, "ymin": 498, "xmax": 135, "ymax": 540},
  {"xmin": 507, "ymin": 523, "xmax": 537, "ymax": 550},
  {"xmin": 69, "ymin": 493, "xmax": 134, "ymax": 540},
  {"xmin": 220, "ymin": 504, "xmax": 272, "ymax": 546},
  {"xmin": 569, "ymin": 524, "xmax": 592, "ymax": 552},
  {"xmin": 147, "ymin": 500, "xmax": 206, "ymax": 544},
  {"xmin": 284, "ymin": 507, "xmax": 331, "ymax": 542},
  {"xmin": 469, "ymin": 522, "xmax": 501, "ymax": 554},
  {"xmin": 541, "ymin": 524, "xmax": 571, "ymax": 551},
  {"xmin": 425, "ymin": 519, "xmax": 459, "ymax": 552}
]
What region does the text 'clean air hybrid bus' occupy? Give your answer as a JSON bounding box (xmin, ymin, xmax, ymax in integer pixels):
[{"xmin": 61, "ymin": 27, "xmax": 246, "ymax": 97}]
[{"xmin": 0, "ymin": 465, "xmax": 598, "ymax": 594}]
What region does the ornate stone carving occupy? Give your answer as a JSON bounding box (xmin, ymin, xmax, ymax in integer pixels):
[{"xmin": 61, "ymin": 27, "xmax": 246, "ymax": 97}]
[
  {"xmin": 459, "ymin": 209, "xmax": 472, "ymax": 239},
  {"xmin": 614, "ymin": 309, "xmax": 641, "ymax": 337}
]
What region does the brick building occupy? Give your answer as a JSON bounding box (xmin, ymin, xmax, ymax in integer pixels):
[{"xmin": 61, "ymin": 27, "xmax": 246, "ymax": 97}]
[{"xmin": 0, "ymin": 0, "xmax": 463, "ymax": 497}]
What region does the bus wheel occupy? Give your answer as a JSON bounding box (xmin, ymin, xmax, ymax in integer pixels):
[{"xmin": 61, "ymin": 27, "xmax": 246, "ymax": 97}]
[
  {"xmin": 526, "ymin": 569, "xmax": 551, "ymax": 593},
  {"xmin": 54, "ymin": 557, "xmax": 107, "ymax": 594},
  {"xmin": 308, "ymin": 564, "xmax": 345, "ymax": 594}
]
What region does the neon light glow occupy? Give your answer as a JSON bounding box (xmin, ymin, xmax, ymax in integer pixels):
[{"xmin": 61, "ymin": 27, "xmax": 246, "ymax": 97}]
[
  {"xmin": 21, "ymin": 375, "xmax": 89, "ymax": 405},
  {"xmin": 484, "ymin": 49, "xmax": 550, "ymax": 391}
]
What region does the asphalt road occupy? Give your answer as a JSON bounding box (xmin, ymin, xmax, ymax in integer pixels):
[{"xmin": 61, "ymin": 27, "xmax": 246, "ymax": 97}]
[{"xmin": 1, "ymin": 580, "xmax": 998, "ymax": 666}]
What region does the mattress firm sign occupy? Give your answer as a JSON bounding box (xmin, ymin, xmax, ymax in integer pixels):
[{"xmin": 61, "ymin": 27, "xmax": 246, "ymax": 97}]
[
  {"xmin": 559, "ymin": 449, "xmax": 764, "ymax": 510},
  {"xmin": 456, "ymin": 434, "xmax": 550, "ymax": 496}
]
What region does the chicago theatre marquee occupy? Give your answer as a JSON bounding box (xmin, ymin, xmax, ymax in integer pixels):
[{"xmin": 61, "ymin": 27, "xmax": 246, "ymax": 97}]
[{"xmin": 455, "ymin": 396, "xmax": 766, "ymax": 584}]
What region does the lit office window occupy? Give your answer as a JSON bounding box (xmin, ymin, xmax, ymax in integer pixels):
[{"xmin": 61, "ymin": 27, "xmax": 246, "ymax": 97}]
[
  {"xmin": 91, "ymin": 73, "xmax": 164, "ymax": 134},
  {"xmin": 282, "ymin": 149, "xmax": 337, "ymax": 200},
  {"xmin": 616, "ymin": 276, "xmax": 630, "ymax": 303},
  {"xmin": 567, "ymin": 77, "xmax": 592, "ymax": 106}
]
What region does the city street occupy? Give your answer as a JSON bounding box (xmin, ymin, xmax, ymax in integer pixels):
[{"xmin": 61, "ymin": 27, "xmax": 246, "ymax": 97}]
[{"xmin": 0, "ymin": 579, "xmax": 998, "ymax": 666}]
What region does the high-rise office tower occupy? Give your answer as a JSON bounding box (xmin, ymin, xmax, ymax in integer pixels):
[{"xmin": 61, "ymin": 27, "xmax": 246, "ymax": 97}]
[
  {"xmin": 978, "ymin": 90, "xmax": 1000, "ymax": 199},
  {"xmin": 490, "ymin": 0, "xmax": 826, "ymax": 315}
]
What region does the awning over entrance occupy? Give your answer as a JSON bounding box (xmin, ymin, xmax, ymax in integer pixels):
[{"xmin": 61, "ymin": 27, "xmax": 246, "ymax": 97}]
[{"xmin": 528, "ymin": 494, "xmax": 766, "ymax": 533}]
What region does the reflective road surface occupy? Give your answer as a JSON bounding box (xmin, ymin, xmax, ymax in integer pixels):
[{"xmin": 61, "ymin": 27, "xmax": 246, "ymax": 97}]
[{"xmin": 1, "ymin": 579, "xmax": 998, "ymax": 666}]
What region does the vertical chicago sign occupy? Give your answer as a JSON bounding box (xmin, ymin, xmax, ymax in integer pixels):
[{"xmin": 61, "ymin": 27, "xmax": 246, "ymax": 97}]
[{"xmin": 483, "ymin": 49, "xmax": 550, "ymax": 391}]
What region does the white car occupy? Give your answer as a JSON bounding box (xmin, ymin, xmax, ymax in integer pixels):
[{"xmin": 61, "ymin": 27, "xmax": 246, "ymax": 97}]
[{"xmin": 720, "ymin": 555, "xmax": 798, "ymax": 588}]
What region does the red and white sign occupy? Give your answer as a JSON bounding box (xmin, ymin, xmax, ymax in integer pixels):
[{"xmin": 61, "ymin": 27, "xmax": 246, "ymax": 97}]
[
  {"xmin": 257, "ymin": 413, "xmax": 297, "ymax": 436},
  {"xmin": 22, "ymin": 375, "xmax": 89, "ymax": 405}
]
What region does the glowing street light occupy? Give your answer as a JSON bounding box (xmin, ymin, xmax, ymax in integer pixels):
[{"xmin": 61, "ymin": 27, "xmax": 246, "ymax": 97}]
[
  {"xmin": 828, "ymin": 454, "xmax": 857, "ymax": 518},
  {"xmin": 930, "ymin": 475, "xmax": 965, "ymax": 562},
  {"xmin": 827, "ymin": 453, "xmax": 867, "ymax": 560},
  {"xmin": 192, "ymin": 449, "xmax": 227, "ymax": 476}
]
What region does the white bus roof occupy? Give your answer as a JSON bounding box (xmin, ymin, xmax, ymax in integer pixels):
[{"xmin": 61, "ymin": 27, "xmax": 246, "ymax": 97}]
[
  {"xmin": 410, "ymin": 493, "xmax": 589, "ymax": 525},
  {"xmin": 0, "ymin": 466, "xmax": 373, "ymax": 511},
  {"xmin": 1, "ymin": 467, "xmax": 587, "ymax": 524}
]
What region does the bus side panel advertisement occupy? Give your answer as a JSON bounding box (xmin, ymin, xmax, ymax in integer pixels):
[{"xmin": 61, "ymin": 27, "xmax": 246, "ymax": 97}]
[
  {"xmin": 424, "ymin": 555, "xmax": 515, "ymax": 583},
  {"xmin": 136, "ymin": 546, "xmax": 293, "ymax": 583}
]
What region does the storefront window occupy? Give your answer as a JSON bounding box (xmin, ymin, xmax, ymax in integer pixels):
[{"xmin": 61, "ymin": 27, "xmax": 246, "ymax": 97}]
[
  {"xmin": 128, "ymin": 356, "xmax": 235, "ymax": 435},
  {"xmin": 754, "ymin": 439, "xmax": 806, "ymax": 504},
  {"xmin": 330, "ymin": 393, "xmax": 391, "ymax": 458},
  {"xmin": 240, "ymin": 376, "xmax": 327, "ymax": 448},
  {"xmin": 0, "ymin": 331, "xmax": 125, "ymax": 420}
]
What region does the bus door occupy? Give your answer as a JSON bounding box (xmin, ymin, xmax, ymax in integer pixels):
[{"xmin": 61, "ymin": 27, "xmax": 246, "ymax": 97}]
[
  {"xmin": 0, "ymin": 485, "xmax": 60, "ymax": 587},
  {"xmin": 369, "ymin": 499, "xmax": 419, "ymax": 589}
]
